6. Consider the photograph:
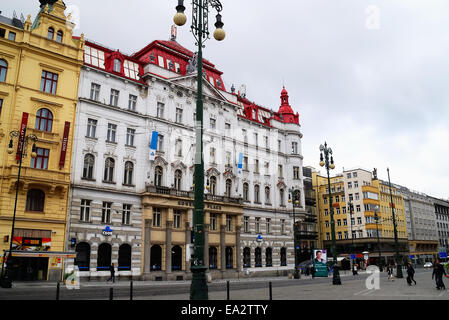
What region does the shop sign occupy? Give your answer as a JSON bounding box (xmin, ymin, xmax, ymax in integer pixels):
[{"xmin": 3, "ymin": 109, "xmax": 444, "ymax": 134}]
[
  {"xmin": 102, "ymin": 226, "xmax": 113, "ymax": 236},
  {"xmin": 12, "ymin": 236, "xmax": 51, "ymax": 251}
]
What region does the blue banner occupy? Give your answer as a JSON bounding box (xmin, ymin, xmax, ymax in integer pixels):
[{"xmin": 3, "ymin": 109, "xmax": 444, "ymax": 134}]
[
  {"xmin": 237, "ymin": 153, "xmax": 243, "ymax": 175},
  {"xmin": 149, "ymin": 131, "xmax": 158, "ymax": 161}
]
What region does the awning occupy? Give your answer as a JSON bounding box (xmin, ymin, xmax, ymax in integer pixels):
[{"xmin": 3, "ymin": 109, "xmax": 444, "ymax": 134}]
[{"xmin": 5, "ymin": 250, "xmax": 76, "ymax": 258}]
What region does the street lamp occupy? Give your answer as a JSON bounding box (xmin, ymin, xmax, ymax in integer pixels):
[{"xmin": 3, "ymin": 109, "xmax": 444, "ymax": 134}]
[
  {"xmin": 288, "ymin": 188, "xmax": 301, "ymax": 279},
  {"xmin": 374, "ymin": 206, "xmax": 383, "ymax": 272},
  {"xmin": 319, "ymin": 142, "xmax": 341, "ymax": 285},
  {"xmin": 387, "ymin": 168, "xmax": 403, "ymax": 278},
  {"xmin": 173, "ymin": 0, "xmax": 225, "ymax": 300},
  {"xmin": 0, "ymin": 130, "xmax": 38, "ymax": 288},
  {"xmin": 348, "ymin": 201, "xmax": 356, "ymax": 274}
]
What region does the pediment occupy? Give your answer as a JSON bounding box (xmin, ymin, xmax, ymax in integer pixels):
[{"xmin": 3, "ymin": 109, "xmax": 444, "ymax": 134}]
[
  {"xmin": 206, "ymin": 167, "xmax": 221, "ymax": 177},
  {"xmin": 170, "ymin": 74, "xmax": 227, "ymax": 103},
  {"xmin": 171, "ymin": 160, "xmax": 187, "ymax": 171}
]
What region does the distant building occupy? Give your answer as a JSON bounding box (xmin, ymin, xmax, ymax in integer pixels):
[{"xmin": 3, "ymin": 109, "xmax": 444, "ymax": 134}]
[{"xmin": 430, "ymin": 197, "xmax": 449, "ymax": 256}]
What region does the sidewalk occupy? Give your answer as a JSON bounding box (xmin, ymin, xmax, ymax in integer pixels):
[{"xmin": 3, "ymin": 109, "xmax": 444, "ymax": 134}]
[{"xmin": 9, "ymin": 269, "xmax": 369, "ymax": 289}]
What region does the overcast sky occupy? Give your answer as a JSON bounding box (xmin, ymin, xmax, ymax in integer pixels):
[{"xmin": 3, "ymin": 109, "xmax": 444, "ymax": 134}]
[{"xmin": 3, "ymin": 0, "xmax": 449, "ymax": 199}]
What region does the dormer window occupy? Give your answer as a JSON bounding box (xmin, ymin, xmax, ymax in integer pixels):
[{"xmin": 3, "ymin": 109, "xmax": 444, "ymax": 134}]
[
  {"xmin": 47, "ymin": 27, "xmax": 54, "ymax": 40},
  {"xmin": 113, "ymin": 59, "xmax": 121, "ymax": 73}
]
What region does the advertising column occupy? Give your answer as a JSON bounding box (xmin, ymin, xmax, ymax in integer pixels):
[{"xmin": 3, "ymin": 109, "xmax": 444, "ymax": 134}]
[{"xmin": 313, "ymin": 249, "xmax": 328, "ymax": 277}]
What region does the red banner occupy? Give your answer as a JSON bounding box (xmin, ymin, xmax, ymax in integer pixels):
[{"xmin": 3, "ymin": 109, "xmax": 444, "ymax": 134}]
[
  {"xmin": 59, "ymin": 121, "xmax": 70, "ymax": 169},
  {"xmin": 16, "ymin": 112, "xmax": 29, "ymax": 161}
]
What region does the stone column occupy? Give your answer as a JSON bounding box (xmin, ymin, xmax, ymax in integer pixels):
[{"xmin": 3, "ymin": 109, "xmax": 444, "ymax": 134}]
[
  {"xmin": 204, "ymin": 223, "xmax": 210, "ymax": 268},
  {"xmin": 144, "ymin": 219, "xmax": 152, "ymax": 275},
  {"xmin": 236, "ymin": 226, "xmax": 241, "ymax": 272},
  {"xmin": 220, "ymin": 225, "xmax": 226, "ymax": 273},
  {"xmin": 185, "ymin": 220, "xmax": 191, "ymax": 271},
  {"xmin": 165, "ymin": 208, "xmax": 173, "ymax": 276}
]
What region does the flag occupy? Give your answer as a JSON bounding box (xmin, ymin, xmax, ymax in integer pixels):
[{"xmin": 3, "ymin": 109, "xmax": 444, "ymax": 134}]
[
  {"xmin": 149, "ymin": 131, "xmax": 158, "ymax": 161},
  {"xmin": 237, "ymin": 153, "xmax": 243, "ymax": 175}
]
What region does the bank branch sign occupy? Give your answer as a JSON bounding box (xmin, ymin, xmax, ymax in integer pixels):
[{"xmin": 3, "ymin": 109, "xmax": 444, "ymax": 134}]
[
  {"xmin": 102, "ymin": 226, "xmax": 113, "ymax": 236},
  {"xmin": 313, "ymin": 249, "xmax": 328, "ymax": 277}
]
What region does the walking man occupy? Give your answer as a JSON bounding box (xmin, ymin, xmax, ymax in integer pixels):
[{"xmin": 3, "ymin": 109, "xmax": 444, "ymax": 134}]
[
  {"xmin": 387, "ymin": 264, "xmax": 394, "ymax": 281},
  {"xmin": 406, "ymin": 262, "xmax": 416, "ymax": 286},
  {"xmin": 432, "ymin": 259, "xmax": 447, "ymax": 290},
  {"xmin": 107, "ymin": 263, "xmax": 115, "ymax": 283}
]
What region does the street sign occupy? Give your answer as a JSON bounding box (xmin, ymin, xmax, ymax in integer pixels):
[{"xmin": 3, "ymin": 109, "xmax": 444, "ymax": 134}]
[
  {"xmin": 350, "ymin": 254, "xmax": 356, "ymax": 260},
  {"xmin": 439, "ymin": 252, "xmax": 448, "ymax": 258}
]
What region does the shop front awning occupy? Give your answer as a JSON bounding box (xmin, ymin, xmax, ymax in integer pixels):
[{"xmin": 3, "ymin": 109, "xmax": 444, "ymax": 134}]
[{"xmin": 4, "ymin": 250, "xmax": 76, "ymax": 258}]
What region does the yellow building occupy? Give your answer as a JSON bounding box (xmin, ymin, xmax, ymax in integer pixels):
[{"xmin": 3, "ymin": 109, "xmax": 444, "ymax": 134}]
[
  {"xmin": 0, "ymin": 1, "xmax": 84, "ymax": 281},
  {"xmin": 313, "ymin": 168, "xmax": 409, "ymax": 268}
]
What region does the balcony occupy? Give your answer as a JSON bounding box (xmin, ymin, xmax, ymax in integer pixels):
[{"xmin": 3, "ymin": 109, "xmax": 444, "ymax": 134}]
[
  {"xmin": 145, "ymin": 185, "xmax": 242, "ymax": 204},
  {"xmin": 295, "ymin": 231, "xmax": 319, "ymax": 240},
  {"xmin": 305, "ymin": 189, "xmax": 316, "ymax": 200}
]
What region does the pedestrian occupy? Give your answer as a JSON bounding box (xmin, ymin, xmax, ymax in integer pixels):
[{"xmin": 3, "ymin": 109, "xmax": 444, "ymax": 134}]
[
  {"xmin": 432, "ymin": 259, "xmax": 447, "ymax": 290},
  {"xmin": 107, "ymin": 263, "xmax": 115, "ymax": 283},
  {"xmin": 352, "ymin": 263, "xmax": 358, "ymax": 275},
  {"xmin": 406, "ymin": 262, "xmax": 416, "ymax": 286},
  {"xmin": 387, "ymin": 264, "xmax": 394, "ymax": 281}
]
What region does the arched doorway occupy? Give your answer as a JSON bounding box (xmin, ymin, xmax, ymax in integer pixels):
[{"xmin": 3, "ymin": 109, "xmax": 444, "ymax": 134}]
[
  {"xmin": 226, "ymin": 247, "xmax": 233, "ymax": 269},
  {"xmin": 118, "ymin": 244, "xmax": 131, "ymax": 271},
  {"xmin": 97, "ymin": 243, "xmax": 112, "ymax": 271},
  {"xmin": 75, "ymin": 242, "xmax": 90, "ymax": 271},
  {"xmin": 255, "ymin": 247, "xmax": 262, "ymax": 267},
  {"xmin": 209, "ymin": 246, "xmax": 218, "ymax": 269},
  {"xmin": 266, "ymin": 247, "xmax": 273, "ymax": 267},
  {"xmin": 243, "ymin": 247, "xmax": 251, "ymax": 268},
  {"xmin": 150, "ymin": 245, "xmax": 162, "ymax": 271},
  {"xmin": 280, "ymin": 247, "xmax": 287, "ymax": 266},
  {"xmin": 172, "ymin": 245, "xmax": 182, "ymax": 271}
]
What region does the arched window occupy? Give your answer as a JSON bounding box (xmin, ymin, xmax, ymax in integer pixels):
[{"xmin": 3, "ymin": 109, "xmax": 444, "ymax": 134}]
[
  {"xmin": 209, "ymin": 246, "xmax": 217, "ymax": 269},
  {"xmin": 113, "ymin": 59, "xmax": 121, "ymax": 73},
  {"xmin": 75, "ymin": 242, "xmax": 90, "ymax": 271},
  {"xmin": 280, "ymin": 247, "xmax": 287, "ymax": 266},
  {"xmin": 47, "ymin": 27, "xmax": 54, "ymax": 40},
  {"xmin": 123, "ymin": 161, "xmax": 134, "ymax": 185},
  {"xmin": 265, "ymin": 187, "xmax": 271, "ymax": 204},
  {"xmin": 226, "ymin": 247, "xmax": 233, "ymax": 269},
  {"xmin": 172, "ymin": 245, "xmax": 182, "ymax": 271},
  {"xmin": 150, "ymin": 245, "xmax": 162, "ymax": 271},
  {"xmin": 26, "ymin": 189, "xmax": 45, "ymax": 212},
  {"xmin": 280, "ymin": 189, "xmax": 285, "ymax": 206},
  {"xmin": 243, "ymin": 183, "xmax": 249, "ymax": 202},
  {"xmin": 35, "ymin": 108, "xmax": 53, "ymax": 132},
  {"xmin": 254, "ymin": 185, "xmax": 260, "ymax": 203},
  {"xmin": 104, "ymin": 158, "xmax": 115, "ymax": 182},
  {"xmin": 118, "ymin": 244, "xmax": 131, "ymax": 271},
  {"xmin": 255, "ymin": 247, "xmax": 262, "ymax": 267},
  {"xmin": 266, "ymin": 247, "xmax": 273, "ymax": 267},
  {"xmin": 243, "ymin": 247, "xmax": 251, "ymax": 268},
  {"xmin": 174, "ymin": 169, "xmax": 182, "ymax": 190},
  {"xmin": 0, "ymin": 59, "xmax": 7, "ymax": 82},
  {"xmin": 154, "ymin": 166, "xmax": 163, "ymax": 187},
  {"xmin": 209, "ymin": 176, "xmax": 217, "ymax": 195},
  {"xmin": 56, "ymin": 30, "xmax": 63, "ymax": 43},
  {"xmin": 97, "ymin": 243, "xmax": 112, "ymax": 271},
  {"xmin": 225, "ymin": 179, "xmax": 232, "ymax": 197},
  {"xmin": 83, "ymin": 154, "xmax": 95, "ymax": 179}
]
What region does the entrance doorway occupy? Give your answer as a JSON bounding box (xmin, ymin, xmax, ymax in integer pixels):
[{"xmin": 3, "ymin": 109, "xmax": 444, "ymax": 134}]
[{"xmin": 10, "ymin": 257, "xmax": 49, "ymax": 281}]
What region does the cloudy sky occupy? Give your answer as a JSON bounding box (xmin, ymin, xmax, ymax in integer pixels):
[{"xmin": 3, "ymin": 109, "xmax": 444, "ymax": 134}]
[{"xmin": 3, "ymin": 0, "xmax": 449, "ymax": 199}]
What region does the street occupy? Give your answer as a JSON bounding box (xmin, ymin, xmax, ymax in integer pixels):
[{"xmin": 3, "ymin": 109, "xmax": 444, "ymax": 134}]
[{"xmin": 0, "ymin": 268, "xmax": 447, "ymax": 300}]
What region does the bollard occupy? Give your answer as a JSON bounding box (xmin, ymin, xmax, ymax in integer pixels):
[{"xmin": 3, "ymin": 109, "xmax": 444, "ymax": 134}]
[
  {"xmin": 227, "ymin": 280, "xmax": 230, "ymax": 300},
  {"xmin": 110, "ymin": 287, "xmax": 113, "ymax": 300},
  {"xmin": 269, "ymin": 282, "xmax": 272, "ymax": 300},
  {"xmin": 130, "ymin": 281, "xmax": 133, "ymax": 301},
  {"xmin": 56, "ymin": 281, "xmax": 60, "ymax": 300}
]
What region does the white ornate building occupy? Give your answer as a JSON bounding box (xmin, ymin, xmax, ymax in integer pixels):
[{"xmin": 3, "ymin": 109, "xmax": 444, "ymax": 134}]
[{"xmin": 67, "ymin": 33, "xmax": 305, "ymax": 280}]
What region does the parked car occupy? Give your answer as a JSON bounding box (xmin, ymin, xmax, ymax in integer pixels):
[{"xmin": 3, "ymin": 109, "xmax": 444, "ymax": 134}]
[{"xmin": 424, "ymin": 262, "xmax": 433, "ymax": 268}]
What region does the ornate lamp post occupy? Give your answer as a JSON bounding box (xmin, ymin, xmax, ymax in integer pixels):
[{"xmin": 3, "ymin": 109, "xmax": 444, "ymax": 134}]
[
  {"xmin": 0, "ymin": 130, "xmax": 37, "ymax": 288},
  {"xmin": 173, "ymin": 0, "xmax": 225, "ymax": 300},
  {"xmin": 288, "ymin": 188, "xmax": 301, "ymax": 279},
  {"xmin": 387, "ymin": 168, "xmax": 403, "ymax": 278},
  {"xmin": 374, "ymin": 206, "xmax": 383, "ymax": 272},
  {"xmin": 319, "ymin": 142, "xmax": 341, "ymax": 285},
  {"xmin": 348, "ymin": 201, "xmax": 356, "ymax": 274}
]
